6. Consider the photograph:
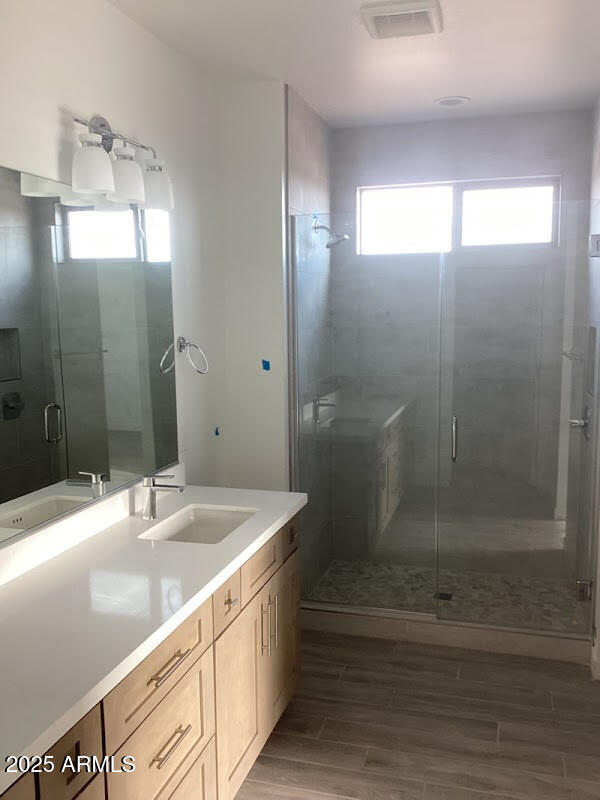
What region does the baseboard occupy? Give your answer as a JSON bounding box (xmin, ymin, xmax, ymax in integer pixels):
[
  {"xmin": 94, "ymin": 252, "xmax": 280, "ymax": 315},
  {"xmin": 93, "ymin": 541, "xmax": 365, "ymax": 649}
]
[
  {"xmin": 300, "ymin": 607, "xmax": 591, "ymax": 665},
  {"xmin": 592, "ymin": 650, "xmax": 600, "ymax": 679}
]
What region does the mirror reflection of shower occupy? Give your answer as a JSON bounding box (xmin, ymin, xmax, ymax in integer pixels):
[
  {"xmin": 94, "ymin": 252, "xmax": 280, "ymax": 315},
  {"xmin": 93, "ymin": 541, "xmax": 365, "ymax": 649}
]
[{"xmin": 312, "ymin": 217, "xmax": 350, "ymax": 248}]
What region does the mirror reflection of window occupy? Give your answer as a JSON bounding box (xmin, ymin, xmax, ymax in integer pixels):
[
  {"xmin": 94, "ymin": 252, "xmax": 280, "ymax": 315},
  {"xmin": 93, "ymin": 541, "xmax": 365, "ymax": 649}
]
[
  {"xmin": 67, "ymin": 209, "xmax": 137, "ymax": 260},
  {"xmin": 144, "ymin": 209, "xmax": 172, "ymax": 262}
]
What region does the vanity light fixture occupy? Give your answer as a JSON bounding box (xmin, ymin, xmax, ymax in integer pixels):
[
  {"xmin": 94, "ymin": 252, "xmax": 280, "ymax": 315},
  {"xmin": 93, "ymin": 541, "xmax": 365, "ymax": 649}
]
[
  {"xmin": 72, "ymin": 133, "xmax": 115, "ymax": 194},
  {"xmin": 109, "ymin": 144, "xmax": 145, "ymax": 204},
  {"xmin": 59, "ymin": 185, "xmax": 97, "ymax": 207},
  {"xmin": 72, "ymin": 115, "xmax": 173, "ymax": 210},
  {"xmin": 143, "ymin": 159, "xmax": 174, "ymax": 212}
]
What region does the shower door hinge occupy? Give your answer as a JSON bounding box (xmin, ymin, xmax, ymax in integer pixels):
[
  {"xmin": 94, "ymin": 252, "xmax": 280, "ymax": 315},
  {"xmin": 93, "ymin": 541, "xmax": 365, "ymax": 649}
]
[{"xmin": 576, "ymin": 579, "xmax": 593, "ymax": 602}]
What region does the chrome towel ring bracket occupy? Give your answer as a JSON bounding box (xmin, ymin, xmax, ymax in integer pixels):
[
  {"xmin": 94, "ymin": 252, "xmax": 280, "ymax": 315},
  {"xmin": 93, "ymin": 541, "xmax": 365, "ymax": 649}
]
[{"xmin": 159, "ymin": 336, "xmax": 209, "ymax": 375}]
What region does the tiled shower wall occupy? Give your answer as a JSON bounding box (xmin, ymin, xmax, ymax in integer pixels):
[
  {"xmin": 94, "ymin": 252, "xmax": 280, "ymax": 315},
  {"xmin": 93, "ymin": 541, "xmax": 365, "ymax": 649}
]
[{"xmin": 0, "ymin": 168, "xmax": 59, "ymax": 502}]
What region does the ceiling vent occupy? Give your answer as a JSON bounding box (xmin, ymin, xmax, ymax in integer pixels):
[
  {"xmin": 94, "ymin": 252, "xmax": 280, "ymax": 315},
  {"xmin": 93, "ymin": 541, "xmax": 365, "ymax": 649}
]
[{"xmin": 361, "ymin": 0, "xmax": 443, "ymax": 39}]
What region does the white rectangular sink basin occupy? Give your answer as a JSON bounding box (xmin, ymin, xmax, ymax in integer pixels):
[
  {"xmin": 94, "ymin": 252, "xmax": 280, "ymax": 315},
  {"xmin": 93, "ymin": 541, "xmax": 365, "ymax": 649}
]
[
  {"xmin": 0, "ymin": 496, "xmax": 88, "ymax": 530},
  {"xmin": 139, "ymin": 504, "xmax": 257, "ymax": 545}
]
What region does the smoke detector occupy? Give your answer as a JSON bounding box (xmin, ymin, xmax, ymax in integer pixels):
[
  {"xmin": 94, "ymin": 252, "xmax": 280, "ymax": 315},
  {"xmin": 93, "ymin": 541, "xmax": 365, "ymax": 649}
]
[{"xmin": 360, "ymin": 0, "xmax": 443, "ymax": 39}]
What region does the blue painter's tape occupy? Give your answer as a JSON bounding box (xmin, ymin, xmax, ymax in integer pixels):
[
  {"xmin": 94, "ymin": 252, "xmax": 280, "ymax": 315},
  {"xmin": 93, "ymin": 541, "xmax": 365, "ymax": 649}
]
[{"xmin": 262, "ymin": 359, "xmax": 271, "ymax": 371}]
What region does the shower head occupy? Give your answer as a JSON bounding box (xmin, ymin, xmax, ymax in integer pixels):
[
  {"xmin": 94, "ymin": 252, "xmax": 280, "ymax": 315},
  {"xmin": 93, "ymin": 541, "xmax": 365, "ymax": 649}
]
[
  {"xmin": 312, "ymin": 218, "xmax": 350, "ymax": 249},
  {"xmin": 326, "ymin": 231, "xmax": 351, "ymax": 248}
]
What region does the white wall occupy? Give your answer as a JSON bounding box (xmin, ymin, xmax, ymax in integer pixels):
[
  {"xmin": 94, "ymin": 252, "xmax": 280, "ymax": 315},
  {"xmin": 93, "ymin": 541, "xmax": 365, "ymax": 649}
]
[
  {"xmin": 216, "ymin": 81, "xmax": 289, "ymax": 491},
  {"xmin": 0, "ymin": 0, "xmax": 222, "ymax": 484}
]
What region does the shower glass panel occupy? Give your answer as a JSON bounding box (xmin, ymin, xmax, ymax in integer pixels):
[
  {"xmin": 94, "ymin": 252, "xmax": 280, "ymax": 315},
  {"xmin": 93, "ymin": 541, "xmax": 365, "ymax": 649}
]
[
  {"xmin": 295, "ymin": 198, "xmax": 593, "ymax": 637},
  {"xmin": 0, "ymin": 223, "xmax": 67, "ymax": 507},
  {"xmin": 297, "ymin": 212, "xmax": 441, "ymax": 614},
  {"xmin": 437, "ymin": 199, "xmax": 592, "ymax": 635}
]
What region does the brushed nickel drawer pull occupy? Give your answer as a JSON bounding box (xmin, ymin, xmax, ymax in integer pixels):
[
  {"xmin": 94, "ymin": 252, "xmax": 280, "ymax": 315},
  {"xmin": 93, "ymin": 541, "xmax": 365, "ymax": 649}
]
[
  {"xmin": 147, "ymin": 648, "xmax": 192, "ymax": 688},
  {"xmin": 261, "ymin": 603, "xmax": 272, "ymax": 656},
  {"xmin": 150, "ymin": 724, "xmax": 192, "ymax": 770},
  {"xmin": 270, "ymin": 594, "xmax": 279, "ymax": 648},
  {"xmin": 224, "ymin": 596, "xmax": 239, "ymax": 612}
]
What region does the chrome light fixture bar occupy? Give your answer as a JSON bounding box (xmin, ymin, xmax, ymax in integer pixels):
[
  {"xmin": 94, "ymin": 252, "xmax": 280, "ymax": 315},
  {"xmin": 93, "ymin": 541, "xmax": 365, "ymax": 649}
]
[{"xmin": 72, "ymin": 115, "xmax": 174, "ymax": 210}]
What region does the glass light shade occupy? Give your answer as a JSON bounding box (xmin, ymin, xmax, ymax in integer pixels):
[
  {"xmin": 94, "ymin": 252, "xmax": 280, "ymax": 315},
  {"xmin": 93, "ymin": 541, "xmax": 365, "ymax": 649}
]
[
  {"xmin": 143, "ymin": 158, "xmax": 174, "ymax": 211},
  {"xmin": 20, "ymin": 173, "xmax": 61, "ymax": 197},
  {"xmin": 60, "ymin": 186, "xmax": 97, "ymax": 207},
  {"xmin": 72, "ymin": 133, "xmax": 115, "ymax": 194},
  {"xmin": 108, "ymin": 144, "xmax": 145, "ymax": 204},
  {"xmin": 93, "ymin": 196, "xmax": 130, "ymax": 212}
]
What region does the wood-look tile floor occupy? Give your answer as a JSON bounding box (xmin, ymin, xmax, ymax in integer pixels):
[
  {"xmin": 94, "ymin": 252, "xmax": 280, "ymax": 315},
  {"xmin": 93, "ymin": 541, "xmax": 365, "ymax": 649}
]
[{"xmin": 238, "ymin": 630, "xmax": 600, "ymax": 800}]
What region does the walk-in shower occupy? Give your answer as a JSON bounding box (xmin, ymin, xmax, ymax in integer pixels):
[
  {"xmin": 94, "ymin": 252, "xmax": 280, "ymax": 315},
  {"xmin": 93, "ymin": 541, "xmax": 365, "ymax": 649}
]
[{"xmin": 291, "ymin": 190, "xmax": 595, "ymax": 640}]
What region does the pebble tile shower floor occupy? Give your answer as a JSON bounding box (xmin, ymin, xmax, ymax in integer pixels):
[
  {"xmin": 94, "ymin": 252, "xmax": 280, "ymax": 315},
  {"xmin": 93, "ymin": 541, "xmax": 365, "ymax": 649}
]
[
  {"xmin": 239, "ymin": 630, "xmax": 600, "ymax": 800},
  {"xmin": 306, "ymin": 561, "xmax": 586, "ymax": 633}
]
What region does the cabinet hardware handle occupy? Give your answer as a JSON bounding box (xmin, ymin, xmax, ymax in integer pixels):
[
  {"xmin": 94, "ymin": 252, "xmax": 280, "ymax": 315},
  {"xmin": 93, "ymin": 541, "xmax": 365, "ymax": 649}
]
[
  {"xmin": 451, "ymin": 415, "xmax": 458, "ymax": 462},
  {"xmin": 150, "ymin": 724, "xmax": 192, "ymax": 770},
  {"xmin": 289, "ymin": 525, "xmax": 297, "ymax": 542},
  {"xmin": 147, "ymin": 648, "xmax": 192, "ymax": 688},
  {"xmin": 261, "ymin": 603, "xmax": 272, "ymax": 656},
  {"xmin": 270, "ymin": 594, "xmax": 279, "ymax": 648},
  {"xmin": 224, "ymin": 596, "xmax": 239, "ymax": 612}
]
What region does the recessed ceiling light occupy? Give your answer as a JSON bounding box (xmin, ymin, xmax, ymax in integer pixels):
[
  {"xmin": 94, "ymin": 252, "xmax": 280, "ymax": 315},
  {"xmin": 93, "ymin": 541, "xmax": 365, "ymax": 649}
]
[{"xmin": 435, "ymin": 96, "xmax": 472, "ymax": 107}]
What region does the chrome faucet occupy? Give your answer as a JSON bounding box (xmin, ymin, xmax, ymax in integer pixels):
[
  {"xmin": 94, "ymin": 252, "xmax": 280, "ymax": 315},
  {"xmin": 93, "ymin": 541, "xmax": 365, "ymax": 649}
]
[
  {"xmin": 66, "ymin": 471, "xmax": 108, "ymax": 499},
  {"xmin": 142, "ymin": 474, "xmax": 184, "ymax": 521}
]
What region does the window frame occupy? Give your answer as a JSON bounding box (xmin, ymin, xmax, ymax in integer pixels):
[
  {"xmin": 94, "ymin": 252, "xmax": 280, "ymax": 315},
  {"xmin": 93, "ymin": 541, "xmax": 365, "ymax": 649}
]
[
  {"xmin": 356, "ymin": 176, "xmax": 561, "ymax": 256},
  {"xmin": 455, "ymin": 176, "xmax": 561, "ymax": 250}
]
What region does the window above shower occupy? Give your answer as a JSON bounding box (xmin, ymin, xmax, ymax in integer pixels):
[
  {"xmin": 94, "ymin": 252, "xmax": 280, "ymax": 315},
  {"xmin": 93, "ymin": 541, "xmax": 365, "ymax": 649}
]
[{"xmin": 357, "ymin": 177, "xmax": 560, "ymax": 255}]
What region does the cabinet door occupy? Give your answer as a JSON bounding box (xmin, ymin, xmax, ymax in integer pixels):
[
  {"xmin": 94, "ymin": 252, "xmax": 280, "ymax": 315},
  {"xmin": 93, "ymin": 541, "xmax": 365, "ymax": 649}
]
[
  {"xmin": 215, "ymin": 583, "xmax": 272, "ymax": 800},
  {"xmin": 168, "ymin": 738, "xmax": 217, "ymax": 800},
  {"xmin": 266, "ymin": 551, "xmax": 300, "ymax": 727}
]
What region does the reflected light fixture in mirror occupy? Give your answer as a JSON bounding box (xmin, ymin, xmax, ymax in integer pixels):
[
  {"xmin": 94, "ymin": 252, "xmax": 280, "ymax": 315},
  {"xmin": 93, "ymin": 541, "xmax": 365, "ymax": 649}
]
[
  {"xmin": 109, "ymin": 144, "xmax": 145, "ymax": 204},
  {"xmin": 72, "ymin": 133, "xmax": 115, "ymax": 194},
  {"xmin": 20, "ymin": 173, "xmax": 61, "ymax": 197}
]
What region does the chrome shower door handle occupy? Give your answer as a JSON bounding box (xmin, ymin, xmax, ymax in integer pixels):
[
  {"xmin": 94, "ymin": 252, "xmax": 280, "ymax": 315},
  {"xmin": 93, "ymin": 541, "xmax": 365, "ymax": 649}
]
[
  {"xmin": 44, "ymin": 402, "xmax": 62, "ymax": 445},
  {"xmin": 451, "ymin": 415, "xmax": 458, "ymax": 462}
]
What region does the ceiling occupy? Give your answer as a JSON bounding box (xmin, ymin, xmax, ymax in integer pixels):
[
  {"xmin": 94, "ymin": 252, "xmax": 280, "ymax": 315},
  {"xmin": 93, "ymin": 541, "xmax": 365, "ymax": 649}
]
[{"xmin": 109, "ymin": 0, "xmax": 600, "ymax": 128}]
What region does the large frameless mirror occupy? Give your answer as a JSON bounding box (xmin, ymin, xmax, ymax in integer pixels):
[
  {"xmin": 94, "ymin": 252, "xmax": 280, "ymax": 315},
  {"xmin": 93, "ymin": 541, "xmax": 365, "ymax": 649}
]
[{"xmin": 0, "ymin": 166, "xmax": 178, "ymax": 544}]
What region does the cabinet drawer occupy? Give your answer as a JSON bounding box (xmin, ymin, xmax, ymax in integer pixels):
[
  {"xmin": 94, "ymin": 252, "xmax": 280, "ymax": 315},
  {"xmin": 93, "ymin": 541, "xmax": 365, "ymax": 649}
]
[
  {"xmin": 1, "ymin": 774, "xmax": 35, "ymax": 800},
  {"xmin": 107, "ymin": 646, "xmax": 215, "ymax": 800},
  {"xmin": 282, "ymin": 516, "xmax": 299, "ymax": 560},
  {"xmin": 213, "ymin": 570, "xmax": 241, "ymax": 638},
  {"xmin": 39, "ymin": 705, "xmax": 103, "ymax": 800},
  {"xmin": 104, "ymin": 597, "xmax": 213, "ymax": 754},
  {"xmin": 166, "ymin": 738, "xmax": 217, "ymax": 799},
  {"xmin": 241, "ymin": 530, "xmax": 283, "ymax": 606},
  {"xmin": 76, "ymin": 775, "xmax": 105, "ymax": 800}
]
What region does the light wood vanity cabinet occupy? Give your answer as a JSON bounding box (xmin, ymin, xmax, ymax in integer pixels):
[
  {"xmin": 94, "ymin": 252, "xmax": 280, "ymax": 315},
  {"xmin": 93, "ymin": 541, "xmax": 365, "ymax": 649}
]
[
  {"xmin": 1, "ymin": 515, "xmax": 299, "ymax": 800},
  {"xmin": 215, "ymin": 548, "xmax": 301, "ymax": 799},
  {"xmin": 1, "ymin": 775, "xmax": 35, "ymax": 800},
  {"xmin": 39, "ymin": 705, "xmax": 103, "ymax": 800},
  {"xmin": 104, "ymin": 598, "xmax": 213, "ymax": 756}
]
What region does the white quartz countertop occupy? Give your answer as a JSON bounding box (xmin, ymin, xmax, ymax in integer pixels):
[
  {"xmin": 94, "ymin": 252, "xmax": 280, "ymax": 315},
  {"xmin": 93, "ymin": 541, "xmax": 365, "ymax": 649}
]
[{"xmin": 0, "ymin": 485, "xmax": 306, "ymax": 794}]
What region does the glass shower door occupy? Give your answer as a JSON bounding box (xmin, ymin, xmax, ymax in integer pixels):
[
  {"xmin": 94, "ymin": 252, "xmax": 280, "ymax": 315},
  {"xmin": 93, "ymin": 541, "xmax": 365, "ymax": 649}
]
[
  {"xmin": 437, "ymin": 200, "xmax": 592, "ymax": 634},
  {"xmin": 297, "ymin": 212, "xmax": 441, "ymax": 615}
]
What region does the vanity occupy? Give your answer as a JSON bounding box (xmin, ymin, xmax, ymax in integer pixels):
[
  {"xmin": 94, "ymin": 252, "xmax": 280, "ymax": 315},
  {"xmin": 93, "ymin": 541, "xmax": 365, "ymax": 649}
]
[
  {"xmin": 0, "ymin": 484, "xmax": 305, "ymax": 800},
  {"xmin": 0, "ymin": 155, "xmax": 306, "ymax": 799}
]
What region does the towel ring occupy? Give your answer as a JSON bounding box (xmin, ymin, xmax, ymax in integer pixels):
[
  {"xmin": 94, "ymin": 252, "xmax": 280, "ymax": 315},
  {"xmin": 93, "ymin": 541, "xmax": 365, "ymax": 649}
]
[
  {"xmin": 159, "ymin": 342, "xmax": 175, "ymax": 374},
  {"xmin": 178, "ymin": 336, "xmax": 209, "ymax": 375},
  {"xmin": 159, "ymin": 337, "xmax": 209, "ymax": 375}
]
